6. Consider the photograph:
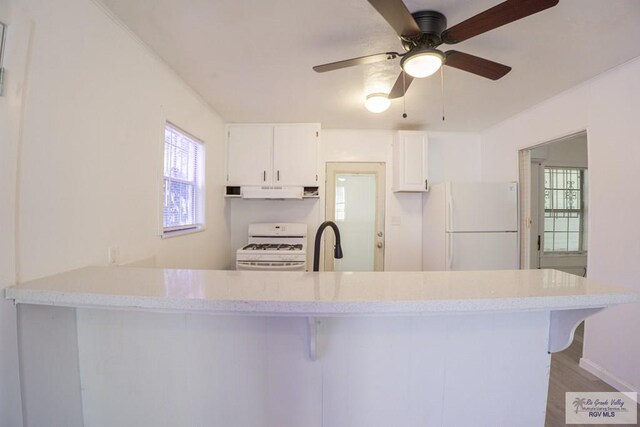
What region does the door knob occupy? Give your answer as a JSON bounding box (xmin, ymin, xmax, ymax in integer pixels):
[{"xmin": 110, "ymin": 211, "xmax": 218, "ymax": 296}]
[{"xmin": 377, "ymin": 242, "xmax": 383, "ymax": 248}]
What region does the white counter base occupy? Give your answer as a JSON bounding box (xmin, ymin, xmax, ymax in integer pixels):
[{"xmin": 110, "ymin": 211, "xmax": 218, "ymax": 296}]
[
  {"xmin": 20, "ymin": 305, "xmax": 552, "ymax": 427},
  {"xmin": 8, "ymin": 267, "xmax": 636, "ymax": 427}
]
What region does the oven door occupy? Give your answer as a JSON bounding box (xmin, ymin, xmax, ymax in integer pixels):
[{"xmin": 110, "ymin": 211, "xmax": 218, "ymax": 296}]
[{"xmin": 236, "ymin": 261, "xmax": 306, "ymax": 271}]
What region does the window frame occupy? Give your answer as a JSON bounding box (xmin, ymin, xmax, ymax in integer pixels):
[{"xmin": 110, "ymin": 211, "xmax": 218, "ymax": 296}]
[
  {"xmin": 541, "ymin": 166, "xmax": 586, "ymax": 254},
  {"xmin": 160, "ymin": 121, "xmax": 206, "ymax": 238},
  {"xmin": 0, "ymin": 22, "xmax": 6, "ymax": 65},
  {"xmin": 0, "ymin": 22, "xmax": 7, "ymax": 96}
]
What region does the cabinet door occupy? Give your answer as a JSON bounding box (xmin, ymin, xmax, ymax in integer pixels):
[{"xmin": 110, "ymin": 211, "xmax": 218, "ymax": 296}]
[
  {"xmin": 272, "ymin": 124, "xmax": 319, "ymax": 186},
  {"xmin": 227, "ymin": 125, "xmax": 273, "ymax": 186},
  {"xmin": 393, "ymin": 131, "xmax": 428, "ymax": 192}
]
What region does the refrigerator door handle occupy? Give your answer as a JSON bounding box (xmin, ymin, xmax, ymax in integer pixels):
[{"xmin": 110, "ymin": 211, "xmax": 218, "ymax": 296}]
[
  {"xmin": 447, "ymin": 233, "xmax": 454, "ymax": 271},
  {"xmin": 446, "ymin": 184, "xmax": 454, "ymax": 231}
]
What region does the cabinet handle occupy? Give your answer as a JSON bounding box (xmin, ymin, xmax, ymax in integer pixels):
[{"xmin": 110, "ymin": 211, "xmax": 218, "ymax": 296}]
[
  {"xmin": 425, "ymin": 179, "xmax": 428, "ymax": 190},
  {"xmin": 277, "ymin": 170, "xmax": 280, "ymax": 181},
  {"xmin": 263, "ymin": 171, "xmax": 266, "ymax": 182}
]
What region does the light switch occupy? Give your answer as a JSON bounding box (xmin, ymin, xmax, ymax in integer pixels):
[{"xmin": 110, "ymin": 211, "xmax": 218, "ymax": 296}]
[{"xmin": 108, "ymin": 246, "xmax": 120, "ymax": 265}]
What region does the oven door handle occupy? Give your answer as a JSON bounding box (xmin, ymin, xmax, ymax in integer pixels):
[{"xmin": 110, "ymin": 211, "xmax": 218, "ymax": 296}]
[{"xmin": 236, "ymin": 262, "xmax": 306, "ymax": 270}]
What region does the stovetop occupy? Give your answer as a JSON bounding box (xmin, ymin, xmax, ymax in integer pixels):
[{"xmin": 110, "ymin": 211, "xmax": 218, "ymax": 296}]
[
  {"xmin": 236, "ymin": 223, "xmax": 308, "ymax": 264},
  {"xmin": 242, "ymin": 243, "xmax": 304, "ymax": 251}
]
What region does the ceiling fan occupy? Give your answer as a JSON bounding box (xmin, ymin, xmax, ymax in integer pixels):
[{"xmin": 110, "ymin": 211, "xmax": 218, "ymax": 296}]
[{"xmin": 313, "ymin": 0, "xmax": 559, "ymax": 100}]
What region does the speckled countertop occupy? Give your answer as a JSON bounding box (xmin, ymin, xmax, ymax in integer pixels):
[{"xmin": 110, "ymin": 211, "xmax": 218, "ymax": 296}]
[{"xmin": 4, "ymin": 266, "xmax": 637, "ymax": 316}]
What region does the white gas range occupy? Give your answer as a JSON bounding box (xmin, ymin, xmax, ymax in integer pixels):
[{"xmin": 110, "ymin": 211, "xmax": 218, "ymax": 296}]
[{"xmin": 235, "ymin": 223, "xmax": 307, "ymax": 271}]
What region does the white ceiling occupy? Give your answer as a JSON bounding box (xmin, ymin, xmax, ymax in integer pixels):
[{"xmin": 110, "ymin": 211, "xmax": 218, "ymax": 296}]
[{"xmin": 99, "ymin": 0, "xmax": 640, "ymax": 131}]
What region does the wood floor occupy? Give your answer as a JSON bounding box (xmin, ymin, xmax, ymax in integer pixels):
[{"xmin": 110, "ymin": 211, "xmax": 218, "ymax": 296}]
[{"xmin": 545, "ymin": 323, "xmax": 639, "ymax": 426}]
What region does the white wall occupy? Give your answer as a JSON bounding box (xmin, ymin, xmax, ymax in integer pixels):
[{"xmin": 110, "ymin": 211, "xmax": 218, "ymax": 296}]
[
  {"xmin": 530, "ymin": 134, "xmax": 588, "ymax": 167},
  {"xmin": 15, "ymin": 0, "xmax": 230, "ymax": 282},
  {"xmin": 428, "ymin": 132, "xmax": 482, "ymax": 183},
  {"xmin": 481, "ymin": 57, "xmax": 640, "ymax": 392},
  {"xmin": 3, "ymin": 0, "xmax": 231, "ymax": 422},
  {"xmin": 0, "ymin": 2, "xmax": 27, "ymax": 425}
]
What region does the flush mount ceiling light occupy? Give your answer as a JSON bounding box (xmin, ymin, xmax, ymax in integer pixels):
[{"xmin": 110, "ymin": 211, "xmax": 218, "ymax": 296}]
[
  {"xmin": 400, "ymin": 48, "xmax": 445, "ymax": 78},
  {"xmin": 364, "ymin": 93, "xmax": 391, "ymax": 113}
]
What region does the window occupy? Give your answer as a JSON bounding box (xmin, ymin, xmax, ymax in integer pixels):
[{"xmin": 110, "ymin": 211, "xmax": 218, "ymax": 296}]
[
  {"xmin": 162, "ymin": 123, "xmax": 204, "ymax": 236},
  {"xmin": 543, "ymin": 167, "xmax": 586, "ymax": 252}
]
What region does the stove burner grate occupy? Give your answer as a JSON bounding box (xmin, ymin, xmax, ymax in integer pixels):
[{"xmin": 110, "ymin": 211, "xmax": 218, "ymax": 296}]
[{"xmin": 242, "ymin": 243, "xmax": 304, "ymax": 251}]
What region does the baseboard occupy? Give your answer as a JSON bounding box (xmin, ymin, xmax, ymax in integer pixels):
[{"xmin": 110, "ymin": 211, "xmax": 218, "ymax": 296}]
[{"xmin": 579, "ymin": 357, "xmax": 638, "ymax": 394}]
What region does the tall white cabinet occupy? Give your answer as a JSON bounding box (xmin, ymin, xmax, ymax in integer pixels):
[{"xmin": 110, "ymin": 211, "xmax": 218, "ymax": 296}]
[
  {"xmin": 392, "ymin": 131, "xmax": 429, "ymax": 192},
  {"xmin": 226, "ymin": 123, "xmax": 320, "ymax": 187}
]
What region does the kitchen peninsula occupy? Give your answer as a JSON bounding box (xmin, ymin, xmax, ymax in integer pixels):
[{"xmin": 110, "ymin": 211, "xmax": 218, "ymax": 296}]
[{"xmin": 6, "ymin": 267, "xmax": 636, "ymax": 427}]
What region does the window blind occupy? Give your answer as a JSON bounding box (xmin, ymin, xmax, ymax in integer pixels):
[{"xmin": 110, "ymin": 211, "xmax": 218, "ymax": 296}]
[{"xmin": 163, "ymin": 123, "xmax": 204, "ymax": 233}]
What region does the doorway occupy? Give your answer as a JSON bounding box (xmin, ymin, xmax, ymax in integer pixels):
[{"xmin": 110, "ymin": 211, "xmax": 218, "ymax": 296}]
[
  {"xmin": 325, "ymin": 162, "xmax": 385, "ymax": 271},
  {"xmin": 519, "ymin": 131, "xmax": 588, "ymax": 275}
]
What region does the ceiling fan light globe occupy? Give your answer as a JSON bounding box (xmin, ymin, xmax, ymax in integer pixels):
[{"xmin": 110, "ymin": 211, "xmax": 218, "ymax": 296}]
[
  {"xmin": 401, "ymin": 49, "xmax": 444, "ymax": 78},
  {"xmin": 364, "ymin": 93, "xmax": 391, "ymax": 113}
]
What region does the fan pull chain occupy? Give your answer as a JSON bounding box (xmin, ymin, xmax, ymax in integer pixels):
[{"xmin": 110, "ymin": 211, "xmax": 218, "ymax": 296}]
[
  {"xmin": 440, "ymin": 67, "xmax": 446, "ymax": 121},
  {"xmin": 402, "ymin": 72, "xmax": 407, "ymax": 119},
  {"xmin": 440, "ymin": 67, "xmax": 445, "ymax": 121}
]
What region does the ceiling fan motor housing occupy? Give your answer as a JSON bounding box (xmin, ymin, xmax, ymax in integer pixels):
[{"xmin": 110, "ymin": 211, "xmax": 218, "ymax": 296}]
[{"xmin": 401, "ymin": 11, "xmax": 447, "ymax": 51}]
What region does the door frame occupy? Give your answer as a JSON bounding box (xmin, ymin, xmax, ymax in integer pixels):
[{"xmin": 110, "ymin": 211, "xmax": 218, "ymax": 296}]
[
  {"xmin": 324, "ymin": 162, "xmax": 386, "ymax": 272},
  {"xmin": 518, "ymin": 129, "xmax": 588, "ymax": 270},
  {"xmin": 530, "ymin": 160, "xmax": 543, "ymax": 269}
]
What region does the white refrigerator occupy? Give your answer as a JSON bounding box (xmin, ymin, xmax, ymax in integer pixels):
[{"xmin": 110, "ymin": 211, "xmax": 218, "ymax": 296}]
[{"xmin": 422, "ymin": 182, "xmax": 519, "ymax": 271}]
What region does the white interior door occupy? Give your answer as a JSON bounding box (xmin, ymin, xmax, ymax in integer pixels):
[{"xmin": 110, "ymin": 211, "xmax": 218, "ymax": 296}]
[
  {"xmin": 325, "ymin": 163, "xmax": 385, "ymax": 272},
  {"xmin": 446, "ymin": 232, "xmax": 519, "ymax": 271}
]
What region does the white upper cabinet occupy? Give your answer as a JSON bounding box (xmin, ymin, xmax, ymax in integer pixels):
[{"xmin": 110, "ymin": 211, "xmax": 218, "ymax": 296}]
[
  {"xmin": 227, "ymin": 125, "xmax": 273, "ymax": 186},
  {"xmin": 273, "ymin": 124, "xmax": 319, "ymax": 186},
  {"xmin": 392, "ymin": 131, "xmax": 429, "ymax": 192},
  {"xmin": 227, "ymin": 123, "xmax": 319, "ymax": 187}
]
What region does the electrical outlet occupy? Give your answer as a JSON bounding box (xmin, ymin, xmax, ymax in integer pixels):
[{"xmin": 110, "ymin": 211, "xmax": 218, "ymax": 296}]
[{"xmin": 108, "ymin": 246, "xmax": 120, "ymax": 265}]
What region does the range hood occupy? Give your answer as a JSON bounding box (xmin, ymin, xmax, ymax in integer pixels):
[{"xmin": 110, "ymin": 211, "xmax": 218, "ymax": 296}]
[{"xmin": 241, "ymin": 186, "xmax": 304, "ymax": 200}]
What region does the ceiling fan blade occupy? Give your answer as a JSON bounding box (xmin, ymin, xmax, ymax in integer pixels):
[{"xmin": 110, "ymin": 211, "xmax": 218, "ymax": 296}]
[
  {"xmin": 441, "ymin": 0, "xmax": 559, "ymax": 44},
  {"xmin": 388, "ymin": 72, "xmax": 414, "ymax": 99},
  {"xmin": 367, "ymin": 0, "xmax": 421, "ymax": 37},
  {"xmin": 444, "ymin": 50, "xmax": 511, "ymax": 80},
  {"xmin": 313, "ymin": 52, "xmax": 399, "ymax": 73}
]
